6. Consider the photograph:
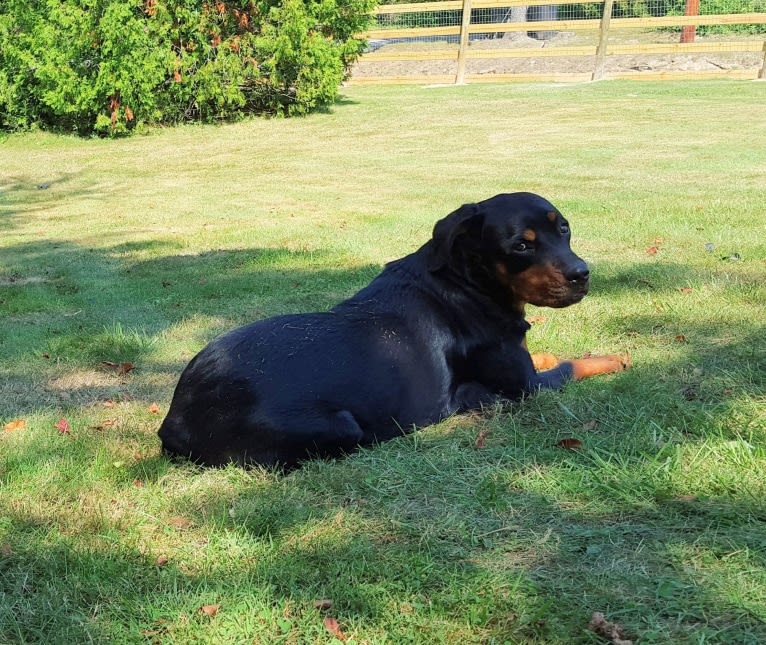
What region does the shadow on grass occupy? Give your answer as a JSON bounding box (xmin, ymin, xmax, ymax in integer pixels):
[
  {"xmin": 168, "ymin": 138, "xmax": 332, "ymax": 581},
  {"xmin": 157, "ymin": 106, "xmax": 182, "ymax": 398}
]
[
  {"xmin": 2, "ymin": 248, "xmax": 765, "ymax": 641},
  {"xmin": 0, "ymin": 237, "xmax": 379, "ymax": 417},
  {"xmin": 3, "ymin": 430, "xmax": 766, "ymax": 643},
  {"xmin": 0, "ymin": 173, "xmax": 106, "ymax": 231}
]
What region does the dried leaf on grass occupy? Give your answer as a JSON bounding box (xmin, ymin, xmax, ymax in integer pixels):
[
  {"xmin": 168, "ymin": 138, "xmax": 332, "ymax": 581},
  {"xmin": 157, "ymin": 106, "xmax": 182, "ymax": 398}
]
[
  {"xmin": 148, "ymin": 402, "xmax": 161, "ymax": 414},
  {"xmin": 199, "ymin": 604, "xmax": 220, "ymax": 617},
  {"xmin": 100, "ymin": 361, "xmax": 135, "ymax": 375},
  {"xmin": 4, "ymin": 419, "xmax": 27, "ymax": 432},
  {"xmin": 90, "ymin": 419, "xmax": 116, "ymax": 430},
  {"xmin": 556, "ymin": 438, "xmax": 583, "ymax": 450},
  {"xmin": 55, "ymin": 418, "xmax": 71, "ymax": 434},
  {"xmin": 475, "ymin": 429, "xmax": 489, "ymax": 449},
  {"xmin": 323, "ymin": 617, "xmax": 347, "ymax": 640},
  {"xmin": 313, "ymin": 599, "xmax": 333, "ymax": 610},
  {"xmin": 589, "ymin": 612, "xmax": 633, "ymax": 645},
  {"xmin": 169, "ymin": 516, "xmax": 194, "ymax": 530}
]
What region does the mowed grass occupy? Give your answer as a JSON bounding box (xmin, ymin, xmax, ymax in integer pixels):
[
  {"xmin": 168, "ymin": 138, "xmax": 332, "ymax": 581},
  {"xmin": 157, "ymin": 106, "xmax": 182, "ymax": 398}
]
[{"xmin": 1, "ymin": 80, "xmax": 765, "ymax": 644}]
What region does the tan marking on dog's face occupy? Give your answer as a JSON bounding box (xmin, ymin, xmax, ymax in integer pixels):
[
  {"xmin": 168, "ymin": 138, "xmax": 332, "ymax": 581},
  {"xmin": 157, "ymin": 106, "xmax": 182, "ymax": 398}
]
[
  {"xmin": 504, "ymin": 262, "xmax": 586, "ymax": 309},
  {"xmin": 522, "ymin": 229, "xmax": 537, "ymax": 242},
  {"xmin": 547, "ymin": 211, "xmax": 557, "ymax": 222}
]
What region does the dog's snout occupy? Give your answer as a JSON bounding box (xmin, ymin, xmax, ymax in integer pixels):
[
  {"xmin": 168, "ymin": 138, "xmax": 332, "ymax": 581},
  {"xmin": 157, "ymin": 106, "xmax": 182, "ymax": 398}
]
[{"xmin": 565, "ymin": 262, "xmax": 590, "ymax": 283}]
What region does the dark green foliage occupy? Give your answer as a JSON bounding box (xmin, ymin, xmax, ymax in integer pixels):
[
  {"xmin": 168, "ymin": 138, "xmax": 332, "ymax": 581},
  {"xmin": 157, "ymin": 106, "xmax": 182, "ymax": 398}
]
[{"xmin": 0, "ymin": 0, "xmax": 375, "ymax": 135}]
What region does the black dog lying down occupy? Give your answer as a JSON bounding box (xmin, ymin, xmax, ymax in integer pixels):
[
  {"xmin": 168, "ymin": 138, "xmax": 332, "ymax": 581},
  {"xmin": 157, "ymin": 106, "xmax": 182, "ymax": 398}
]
[{"xmin": 159, "ymin": 192, "xmax": 630, "ymax": 468}]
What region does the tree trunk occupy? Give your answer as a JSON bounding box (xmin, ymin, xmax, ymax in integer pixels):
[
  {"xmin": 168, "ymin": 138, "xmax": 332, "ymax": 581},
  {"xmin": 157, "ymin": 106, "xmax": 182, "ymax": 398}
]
[{"xmin": 502, "ymin": 5, "xmax": 528, "ymax": 40}]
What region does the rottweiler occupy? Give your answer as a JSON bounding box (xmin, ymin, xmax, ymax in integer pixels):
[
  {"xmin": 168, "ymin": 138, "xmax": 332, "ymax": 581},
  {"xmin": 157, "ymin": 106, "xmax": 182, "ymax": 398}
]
[{"xmin": 159, "ymin": 192, "xmax": 630, "ymax": 468}]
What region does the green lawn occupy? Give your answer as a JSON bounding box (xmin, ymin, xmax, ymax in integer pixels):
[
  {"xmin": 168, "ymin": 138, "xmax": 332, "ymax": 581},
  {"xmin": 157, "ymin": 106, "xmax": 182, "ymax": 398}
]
[{"xmin": 1, "ymin": 81, "xmax": 765, "ymax": 644}]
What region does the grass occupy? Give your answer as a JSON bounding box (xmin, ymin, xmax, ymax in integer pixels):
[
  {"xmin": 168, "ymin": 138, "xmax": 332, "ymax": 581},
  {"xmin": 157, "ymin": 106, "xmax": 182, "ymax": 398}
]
[{"xmin": 1, "ymin": 80, "xmax": 765, "ymax": 644}]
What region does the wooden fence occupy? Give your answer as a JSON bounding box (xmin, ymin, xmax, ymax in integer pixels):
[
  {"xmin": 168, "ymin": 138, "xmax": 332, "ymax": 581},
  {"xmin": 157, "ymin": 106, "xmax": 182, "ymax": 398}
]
[{"xmin": 349, "ymin": 0, "xmax": 766, "ymax": 84}]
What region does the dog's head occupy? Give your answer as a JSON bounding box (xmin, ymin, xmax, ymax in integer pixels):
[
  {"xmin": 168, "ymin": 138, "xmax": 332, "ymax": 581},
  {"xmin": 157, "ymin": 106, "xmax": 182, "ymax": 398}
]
[{"xmin": 428, "ymin": 192, "xmax": 590, "ymax": 310}]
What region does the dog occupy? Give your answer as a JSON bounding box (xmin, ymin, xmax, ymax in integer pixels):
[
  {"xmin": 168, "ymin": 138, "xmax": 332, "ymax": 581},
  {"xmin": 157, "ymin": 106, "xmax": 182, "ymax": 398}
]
[{"xmin": 158, "ymin": 192, "xmax": 630, "ymax": 468}]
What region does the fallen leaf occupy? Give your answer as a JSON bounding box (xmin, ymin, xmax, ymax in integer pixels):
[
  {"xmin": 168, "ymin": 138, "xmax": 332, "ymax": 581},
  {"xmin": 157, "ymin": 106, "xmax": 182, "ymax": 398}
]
[
  {"xmin": 100, "ymin": 361, "xmax": 134, "ymax": 375},
  {"xmin": 556, "ymin": 438, "xmax": 583, "ymax": 450},
  {"xmin": 134, "ymin": 479, "xmax": 143, "ymax": 487},
  {"xmin": 475, "ymin": 429, "xmax": 489, "ymax": 449},
  {"xmin": 588, "ymin": 611, "xmax": 633, "ymax": 645},
  {"xmin": 683, "ymin": 386, "xmax": 698, "ymax": 401},
  {"xmin": 155, "ymin": 554, "xmax": 169, "ymax": 567},
  {"xmin": 148, "ymin": 402, "xmax": 161, "ymax": 414},
  {"xmin": 323, "ymin": 617, "xmax": 347, "ymax": 641},
  {"xmin": 55, "ymin": 418, "xmax": 71, "ymax": 434},
  {"xmin": 582, "ymin": 419, "xmax": 598, "ymax": 431},
  {"xmin": 102, "ymin": 400, "xmax": 116, "ymax": 408},
  {"xmin": 313, "ymin": 599, "xmax": 333, "ymax": 610},
  {"xmin": 200, "ymin": 604, "xmax": 220, "ymax": 617},
  {"xmin": 4, "ymin": 419, "xmax": 27, "ymax": 432},
  {"xmin": 1, "ymin": 542, "xmax": 12, "ymax": 556},
  {"xmin": 90, "ymin": 419, "xmax": 116, "ymax": 430},
  {"xmin": 646, "ymin": 246, "xmax": 659, "ymax": 255},
  {"xmin": 42, "ymin": 352, "xmax": 50, "ymax": 359},
  {"xmin": 675, "ymin": 335, "xmax": 687, "ymax": 343},
  {"xmin": 141, "ymin": 629, "xmax": 165, "ymax": 638},
  {"xmin": 652, "ymin": 236, "xmax": 665, "ymax": 244},
  {"xmin": 679, "ymin": 287, "xmax": 693, "ymax": 293},
  {"xmin": 527, "ymin": 315, "xmax": 548, "ymax": 324},
  {"xmin": 169, "ymin": 516, "xmax": 194, "ymax": 530}
]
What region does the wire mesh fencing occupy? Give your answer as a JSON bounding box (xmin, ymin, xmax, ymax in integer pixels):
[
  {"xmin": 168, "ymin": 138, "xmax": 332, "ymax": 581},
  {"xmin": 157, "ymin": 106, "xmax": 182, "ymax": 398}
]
[{"xmin": 351, "ymin": 0, "xmax": 766, "ymax": 83}]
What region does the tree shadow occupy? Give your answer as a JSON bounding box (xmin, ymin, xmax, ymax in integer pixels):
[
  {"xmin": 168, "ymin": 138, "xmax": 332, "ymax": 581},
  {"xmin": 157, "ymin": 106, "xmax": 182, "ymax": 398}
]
[
  {"xmin": 2, "ymin": 249, "xmax": 765, "ymax": 641},
  {"xmin": 4, "ymin": 425, "xmax": 766, "ymax": 643},
  {"xmin": 0, "ymin": 236, "xmax": 379, "ymax": 419}
]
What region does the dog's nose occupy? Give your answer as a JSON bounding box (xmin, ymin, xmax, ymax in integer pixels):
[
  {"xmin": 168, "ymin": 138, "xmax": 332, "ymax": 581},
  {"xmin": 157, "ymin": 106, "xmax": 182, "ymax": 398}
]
[{"xmin": 565, "ymin": 263, "xmax": 590, "ymax": 283}]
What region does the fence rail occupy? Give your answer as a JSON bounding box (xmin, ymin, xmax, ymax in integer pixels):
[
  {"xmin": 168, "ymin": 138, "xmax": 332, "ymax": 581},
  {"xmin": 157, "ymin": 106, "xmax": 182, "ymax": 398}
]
[{"xmin": 350, "ymin": 0, "xmax": 766, "ymax": 84}]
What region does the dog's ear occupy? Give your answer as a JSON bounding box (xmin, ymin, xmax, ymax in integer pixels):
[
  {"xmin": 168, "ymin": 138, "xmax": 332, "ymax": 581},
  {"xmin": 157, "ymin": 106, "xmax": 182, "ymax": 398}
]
[{"xmin": 427, "ymin": 203, "xmax": 481, "ymax": 272}]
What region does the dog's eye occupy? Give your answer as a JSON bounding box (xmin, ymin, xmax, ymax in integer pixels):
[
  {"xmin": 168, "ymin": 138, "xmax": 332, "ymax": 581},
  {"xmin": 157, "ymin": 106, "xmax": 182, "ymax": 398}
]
[
  {"xmin": 560, "ymin": 223, "xmax": 570, "ymax": 235},
  {"xmin": 512, "ymin": 242, "xmax": 533, "ymax": 253}
]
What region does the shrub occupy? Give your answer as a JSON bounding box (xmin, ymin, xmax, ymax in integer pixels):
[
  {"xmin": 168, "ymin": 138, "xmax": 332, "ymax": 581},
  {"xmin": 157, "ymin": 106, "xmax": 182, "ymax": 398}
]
[{"xmin": 0, "ymin": 0, "xmax": 375, "ymax": 135}]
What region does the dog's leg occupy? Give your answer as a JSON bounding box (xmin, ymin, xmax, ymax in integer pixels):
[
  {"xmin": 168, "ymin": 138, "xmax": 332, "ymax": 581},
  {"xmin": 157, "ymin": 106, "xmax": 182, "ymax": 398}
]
[
  {"xmin": 530, "ymin": 352, "xmax": 559, "ymax": 371},
  {"xmin": 530, "ymin": 353, "xmax": 631, "ymax": 391},
  {"xmin": 306, "ymin": 410, "xmax": 366, "ymax": 458},
  {"xmin": 454, "ymin": 381, "xmax": 501, "ymax": 411}
]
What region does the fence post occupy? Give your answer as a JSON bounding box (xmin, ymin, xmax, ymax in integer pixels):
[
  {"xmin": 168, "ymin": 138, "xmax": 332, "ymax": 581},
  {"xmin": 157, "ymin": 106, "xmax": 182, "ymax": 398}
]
[
  {"xmin": 760, "ymin": 40, "xmax": 766, "ymax": 80},
  {"xmin": 680, "ymin": 0, "xmax": 700, "ymax": 43},
  {"xmin": 591, "ymin": 0, "xmax": 614, "ymax": 81},
  {"xmin": 456, "ymin": 0, "xmax": 473, "ymax": 84}
]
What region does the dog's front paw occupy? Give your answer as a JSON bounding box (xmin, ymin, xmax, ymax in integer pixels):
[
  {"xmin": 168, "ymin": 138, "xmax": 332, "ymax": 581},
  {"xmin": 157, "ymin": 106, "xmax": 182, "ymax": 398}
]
[
  {"xmin": 615, "ymin": 352, "xmax": 632, "ymax": 371},
  {"xmin": 531, "ymin": 352, "xmax": 560, "ymax": 371}
]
